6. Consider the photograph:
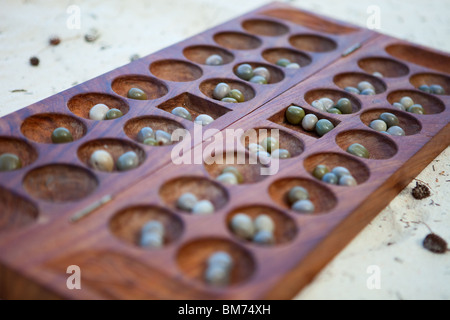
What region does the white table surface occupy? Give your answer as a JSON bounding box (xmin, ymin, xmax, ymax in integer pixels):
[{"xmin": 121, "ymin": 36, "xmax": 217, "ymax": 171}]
[{"xmin": 0, "ymin": 0, "xmax": 448, "ymax": 300}]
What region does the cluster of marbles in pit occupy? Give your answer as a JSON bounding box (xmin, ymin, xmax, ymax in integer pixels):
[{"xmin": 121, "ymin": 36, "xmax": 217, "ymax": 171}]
[
  {"xmin": 216, "ymin": 166, "xmax": 244, "ymax": 185},
  {"xmin": 287, "ymin": 185, "xmax": 315, "ymax": 213},
  {"xmin": 139, "ymin": 220, "xmax": 165, "ymax": 249},
  {"xmin": 136, "ymin": 126, "xmax": 173, "ymax": 146},
  {"xmin": 204, "ymin": 251, "xmax": 234, "ymax": 287},
  {"xmin": 285, "ymin": 105, "xmax": 335, "ymax": 137},
  {"xmin": 171, "ymin": 106, "xmax": 214, "ymax": 126},
  {"xmin": 310, "ymin": 97, "xmax": 354, "ymax": 115},
  {"xmin": 247, "ymin": 136, "xmax": 291, "ymax": 163},
  {"xmin": 235, "ymin": 63, "xmax": 272, "ymax": 85},
  {"xmin": 392, "ymin": 96, "xmax": 425, "ymax": 114},
  {"xmin": 230, "ymin": 213, "xmax": 276, "ymax": 245},
  {"xmin": 213, "ymin": 82, "xmax": 245, "ymax": 103},
  {"xmin": 89, "ymin": 149, "xmax": 140, "ymax": 172},
  {"xmin": 344, "ymin": 80, "xmax": 377, "ymax": 96},
  {"xmin": 89, "ymin": 103, "xmax": 123, "ymax": 121},
  {"xmin": 176, "ymin": 192, "xmax": 215, "ymax": 215},
  {"xmin": 369, "ymin": 112, "xmax": 405, "ymax": 136},
  {"xmin": 276, "ymin": 58, "xmax": 301, "ymax": 69},
  {"xmin": 312, "ymin": 164, "xmax": 358, "ymax": 187},
  {"xmin": 417, "ymin": 84, "xmax": 445, "ymax": 95}
]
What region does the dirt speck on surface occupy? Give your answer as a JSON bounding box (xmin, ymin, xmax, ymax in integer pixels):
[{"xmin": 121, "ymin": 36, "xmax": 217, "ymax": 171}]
[
  {"xmin": 412, "ymin": 181, "xmax": 430, "ymax": 200},
  {"xmin": 423, "ymin": 233, "xmax": 448, "ymax": 254},
  {"xmin": 29, "ymin": 56, "xmax": 39, "ymax": 66},
  {"xmin": 129, "ymin": 54, "xmax": 140, "ymax": 62},
  {"xmin": 84, "ymin": 28, "xmax": 100, "ymax": 43},
  {"xmin": 49, "ymin": 36, "xmax": 61, "ymax": 46}
]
